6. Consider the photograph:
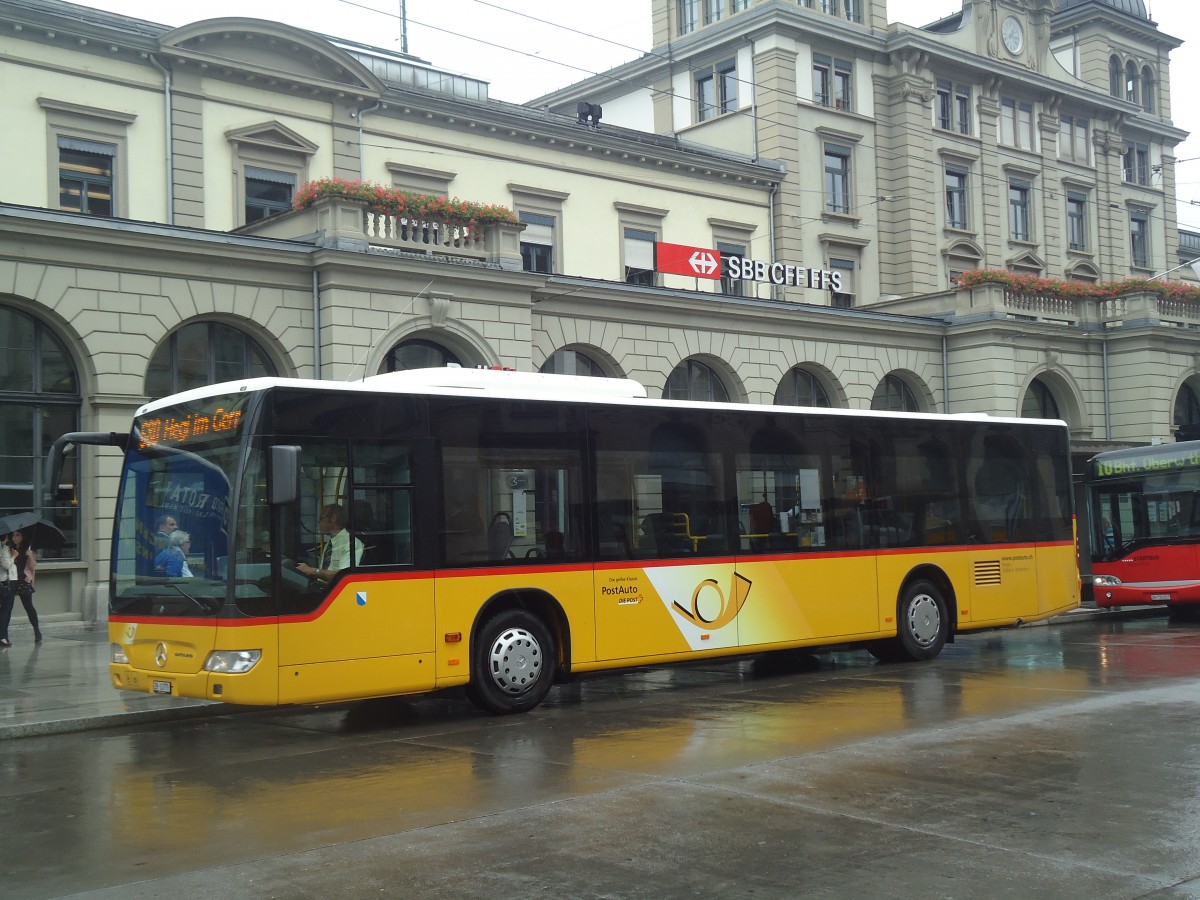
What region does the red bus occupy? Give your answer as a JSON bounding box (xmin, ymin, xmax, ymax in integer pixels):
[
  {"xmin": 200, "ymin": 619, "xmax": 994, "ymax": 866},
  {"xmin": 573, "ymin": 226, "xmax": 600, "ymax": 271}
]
[{"xmin": 1087, "ymin": 441, "xmax": 1200, "ymax": 618}]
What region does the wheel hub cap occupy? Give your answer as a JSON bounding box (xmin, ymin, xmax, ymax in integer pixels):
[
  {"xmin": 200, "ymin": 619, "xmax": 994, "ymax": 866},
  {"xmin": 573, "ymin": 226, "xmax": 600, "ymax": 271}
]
[
  {"xmin": 909, "ymin": 595, "xmax": 941, "ymax": 648},
  {"xmin": 488, "ymin": 627, "xmax": 543, "ymax": 696}
]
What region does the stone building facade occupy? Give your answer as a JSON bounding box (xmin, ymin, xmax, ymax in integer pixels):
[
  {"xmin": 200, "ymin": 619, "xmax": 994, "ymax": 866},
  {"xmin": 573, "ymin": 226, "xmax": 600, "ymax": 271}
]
[{"xmin": 0, "ymin": 0, "xmax": 1195, "ymax": 624}]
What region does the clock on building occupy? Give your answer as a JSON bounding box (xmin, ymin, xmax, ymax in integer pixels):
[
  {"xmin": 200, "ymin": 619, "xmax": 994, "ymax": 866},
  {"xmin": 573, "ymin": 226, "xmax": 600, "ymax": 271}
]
[{"xmin": 1001, "ymin": 15, "xmax": 1024, "ymax": 55}]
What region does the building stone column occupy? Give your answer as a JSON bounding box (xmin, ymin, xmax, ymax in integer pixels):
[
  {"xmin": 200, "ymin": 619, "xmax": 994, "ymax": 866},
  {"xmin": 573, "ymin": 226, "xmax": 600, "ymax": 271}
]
[
  {"xmin": 170, "ymin": 69, "xmax": 206, "ymax": 228},
  {"xmin": 976, "ymin": 91, "xmax": 1003, "ymax": 266},
  {"xmin": 1038, "ymin": 110, "xmax": 1062, "ymax": 270},
  {"xmin": 874, "ymin": 63, "xmax": 938, "ymax": 296},
  {"xmin": 1094, "ymin": 127, "xmax": 1127, "ymax": 281},
  {"xmin": 752, "ymin": 43, "xmax": 800, "ymax": 300}
]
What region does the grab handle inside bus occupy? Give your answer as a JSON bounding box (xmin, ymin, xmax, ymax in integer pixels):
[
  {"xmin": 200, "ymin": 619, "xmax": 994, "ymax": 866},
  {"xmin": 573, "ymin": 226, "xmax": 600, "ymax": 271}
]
[{"xmin": 269, "ymin": 445, "xmax": 300, "ymax": 506}]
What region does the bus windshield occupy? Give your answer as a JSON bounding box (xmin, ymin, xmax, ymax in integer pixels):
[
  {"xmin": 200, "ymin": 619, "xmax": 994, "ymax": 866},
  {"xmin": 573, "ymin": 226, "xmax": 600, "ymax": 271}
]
[
  {"xmin": 1091, "ymin": 472, "xmax": 1200, "ymax": 560},
  {"xmin": 110, "ymin": 394, "xmax": 251, "ymax": 617}
]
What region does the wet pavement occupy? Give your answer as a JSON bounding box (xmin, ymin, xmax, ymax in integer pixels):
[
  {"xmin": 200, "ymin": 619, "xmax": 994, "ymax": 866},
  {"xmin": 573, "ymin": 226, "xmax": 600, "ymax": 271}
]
[
  {"xmin": 4, "ymin": 605, "xmax": 1200, "ymax": 898},
  {"xmin": 0, "ymin": 623, "xmax": 223, "ymax": 740}
]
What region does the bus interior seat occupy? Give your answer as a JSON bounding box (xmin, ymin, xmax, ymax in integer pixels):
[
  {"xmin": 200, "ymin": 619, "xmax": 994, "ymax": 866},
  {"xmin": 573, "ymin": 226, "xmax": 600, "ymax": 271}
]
[
  {"xmin": 641, "ymin": 513, "xmax": 691, "ymax": 556},
  {"xmin": 488, "ymin": 512, "xmax": 514, "ymax": 559}
]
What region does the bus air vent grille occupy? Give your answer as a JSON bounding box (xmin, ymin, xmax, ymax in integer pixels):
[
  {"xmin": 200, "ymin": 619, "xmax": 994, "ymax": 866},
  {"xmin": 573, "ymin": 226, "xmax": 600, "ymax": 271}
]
[{"xmin": 974, "ymin": 560, "xmax": 1002, "ymax": 585}]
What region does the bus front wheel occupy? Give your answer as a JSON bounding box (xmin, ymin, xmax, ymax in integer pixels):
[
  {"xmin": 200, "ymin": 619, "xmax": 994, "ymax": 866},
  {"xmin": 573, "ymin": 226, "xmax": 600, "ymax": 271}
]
[
  {"xmin": 469, "ymin": 610, "xmax": 557, "ymax": 715},
  {"xmin": 872, "ymin": 580, "xmax": 948, "ymax": 662}
]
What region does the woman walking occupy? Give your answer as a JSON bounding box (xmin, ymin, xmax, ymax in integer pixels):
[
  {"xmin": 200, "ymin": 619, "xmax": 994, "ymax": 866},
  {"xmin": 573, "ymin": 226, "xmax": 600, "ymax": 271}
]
[
  {"xmin": 0, "ymin": 532, "xmax": 13, "ymax": 647},
  {"xmin": 1, "ymin": 529, "xmax": 42, "ymax": 645}
]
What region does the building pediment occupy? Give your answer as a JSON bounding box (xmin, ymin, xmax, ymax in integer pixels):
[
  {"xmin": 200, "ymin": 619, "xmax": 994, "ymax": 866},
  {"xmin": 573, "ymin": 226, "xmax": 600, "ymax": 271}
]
[
  {"xmin": 1007, "ymin": 249, "xmax": 1046, "ymax": 270},
  {"xmin": 945, "ymin": 238, "xmax": 985, "ymax": 260},
  {"xmin": 1066, "ymin": 259, "xmax": 1101, "ymax": 280},
  {"xmin": 160, "ymin": 19, "xmax": 384, "ymax": 99},
  {"xmin": 226, "ymin": 121, "xmax": 319, "ymax": 156}
]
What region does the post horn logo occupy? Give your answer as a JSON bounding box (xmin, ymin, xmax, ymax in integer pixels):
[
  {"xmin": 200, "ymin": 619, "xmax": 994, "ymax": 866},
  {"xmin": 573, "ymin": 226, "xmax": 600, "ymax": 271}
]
[{"xmin": 672, "ymin": 573, "xmax": 752, "ymax": 630}]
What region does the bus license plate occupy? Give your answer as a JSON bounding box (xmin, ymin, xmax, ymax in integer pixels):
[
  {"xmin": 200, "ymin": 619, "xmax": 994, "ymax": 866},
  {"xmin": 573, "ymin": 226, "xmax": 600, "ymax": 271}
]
[
  {"xmin": 152, "ymin": 680, "xmax": 173, "ymax": 695},
  {"xmin": 1151, "ymin": 593, "xmax": 1172, "ymax": 601}
]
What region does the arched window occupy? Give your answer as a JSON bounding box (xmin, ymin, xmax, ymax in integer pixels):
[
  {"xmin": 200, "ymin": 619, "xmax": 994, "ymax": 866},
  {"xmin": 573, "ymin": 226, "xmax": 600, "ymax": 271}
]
[
  {"xmin": 664, "ymin": 359, "xmax": 730, "ymax": 402},
  {"xmin": 539, "ymin": 348, "xmax": 605, "ymax": 377},
  {"xmin": 871, "ymin": 374, "xmax": 920, "ymax": 412},
  {"xmin": 381, "ymin": 338, "xmax": 460, "ymax": 373},
  {"xmin": 1175, "ymin": 381, "xmax": 1200, "ymax": 441},
  {"xmin": 774, "ymin": 367, "xmax": 831, "ymax": 407},
  {"xmin": 1109, "ymin": 55, "xmax": 1122, "ymax": 98},
  {"xmin": 1125, "ymin": 60, "xmax": 1138, "ymax": 104},
  {"xmin": 146, "ymin": 321, "xmax": 275, "ymax": 398},
  {"xmin": 1021, "ymin": 377, "xmax": 1060, "ymax": 420},
  {"xmin": 1141, "ymin": 65, "xmax": 1155, "ymax": 113},
  {"xmin": 0, "ymin": 305, "xmax": 81, "ymax": 559}
]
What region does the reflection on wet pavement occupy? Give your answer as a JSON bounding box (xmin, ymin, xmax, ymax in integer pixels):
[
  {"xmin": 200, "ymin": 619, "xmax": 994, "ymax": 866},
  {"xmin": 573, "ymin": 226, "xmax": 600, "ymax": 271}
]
[{"xmin": 7, "ymin": 615, "xmax": 1200, "ymax": 898}]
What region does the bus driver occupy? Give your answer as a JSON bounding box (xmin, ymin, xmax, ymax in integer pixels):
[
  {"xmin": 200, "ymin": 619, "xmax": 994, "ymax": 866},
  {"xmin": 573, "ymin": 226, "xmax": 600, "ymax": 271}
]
[{"xmin": 297, "ymin": 504, "xmax": 363, "ymax": 582}]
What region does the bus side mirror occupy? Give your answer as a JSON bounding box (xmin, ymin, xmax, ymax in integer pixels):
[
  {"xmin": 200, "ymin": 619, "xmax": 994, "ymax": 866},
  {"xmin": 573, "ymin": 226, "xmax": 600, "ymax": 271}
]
[{"xmin": 269, "ymin": 445, "xmax": 300, "ymax": 506}]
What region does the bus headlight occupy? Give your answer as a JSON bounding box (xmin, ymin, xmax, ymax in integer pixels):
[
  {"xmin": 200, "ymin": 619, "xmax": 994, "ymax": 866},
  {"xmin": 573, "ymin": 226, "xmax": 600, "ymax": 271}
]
[
  {"xmin": 111, "ymin": 643, "xmax": 129, "ymax": 665},
  {"xmin": 1093, "ymin": 575, "xmax": 1123, "ymax": 587},
  {"xmin": 203, "ymin": 650, "xmax": 262, "ymax": 674}
]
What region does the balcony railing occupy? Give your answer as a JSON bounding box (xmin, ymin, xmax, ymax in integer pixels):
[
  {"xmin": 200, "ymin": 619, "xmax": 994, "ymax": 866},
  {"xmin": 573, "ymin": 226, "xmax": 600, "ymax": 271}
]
[
  {"xmin": 875, "ymin": 283, "xmax": 1200, "ymax": 330},
  {"xmin": 364, "ymin": 211, "xmax": 487, "ymax": 257},
  {"xmin": 240, "ymin": 195, "xmax": 525, "ymax": 270}
]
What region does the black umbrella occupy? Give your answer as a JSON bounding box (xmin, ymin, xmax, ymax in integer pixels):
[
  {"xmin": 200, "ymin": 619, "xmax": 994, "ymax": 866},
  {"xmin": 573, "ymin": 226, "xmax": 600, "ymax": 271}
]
[{"xmin": 0, "ymin": 512, "xmax": 66, "ymax": 550}]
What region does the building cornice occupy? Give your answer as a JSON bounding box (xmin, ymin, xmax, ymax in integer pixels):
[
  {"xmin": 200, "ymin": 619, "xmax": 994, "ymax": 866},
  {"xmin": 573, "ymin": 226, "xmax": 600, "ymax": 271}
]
[{"xmin": 370, "ymin": 88, "xmax": 785, "ymax": 187}]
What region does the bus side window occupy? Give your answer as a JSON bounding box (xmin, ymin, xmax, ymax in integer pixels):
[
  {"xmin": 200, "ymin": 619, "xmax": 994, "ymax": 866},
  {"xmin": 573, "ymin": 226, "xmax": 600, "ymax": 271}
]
[
  {"xmin": 968, "ymin": 434, "xmax": 1030, "ymax": 543},
  {"xmin": 351, "ymin": 442, "xmax": 416, "ymax": 567}
]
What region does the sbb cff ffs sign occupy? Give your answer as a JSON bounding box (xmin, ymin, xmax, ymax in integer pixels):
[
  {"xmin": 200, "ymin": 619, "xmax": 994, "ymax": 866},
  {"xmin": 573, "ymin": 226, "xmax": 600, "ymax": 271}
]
[{"xmin": 655, "ymin": 241, "xmax": 842, "ymax": 292}]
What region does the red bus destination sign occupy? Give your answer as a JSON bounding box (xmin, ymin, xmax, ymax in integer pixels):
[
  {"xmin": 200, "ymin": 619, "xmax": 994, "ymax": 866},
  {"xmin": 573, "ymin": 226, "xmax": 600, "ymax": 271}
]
[{"xmin": 655, "ymin": 241, "xmax": 842, "ymax": 292}]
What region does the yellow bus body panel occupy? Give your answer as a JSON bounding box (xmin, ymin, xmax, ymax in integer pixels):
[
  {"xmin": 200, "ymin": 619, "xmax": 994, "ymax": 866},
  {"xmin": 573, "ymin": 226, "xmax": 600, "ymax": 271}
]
[
  {"xmin": 278, "ymin": 574, "xmax": 434, "ymax": 666},
  {"xmin": 431, "ymin": 567, "xmax": 597, "ymax": 682},
  {"xmin": 109, "ymin": 620, "xmax": 281, "ymax": 705},
  {"xmin": 733, "ymin": 554, "xmax": 880, "ymax": 646},
  {"xmin": 109, "ymin": 540, "xmax": 1078, "ymax": 707}
]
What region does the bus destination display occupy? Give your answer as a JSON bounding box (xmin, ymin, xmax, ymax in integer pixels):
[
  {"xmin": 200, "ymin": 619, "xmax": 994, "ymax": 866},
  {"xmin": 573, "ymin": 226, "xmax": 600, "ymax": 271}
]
[{"xmin": 137, "ymin": 399, "xmax": 247, "ymax": 449}]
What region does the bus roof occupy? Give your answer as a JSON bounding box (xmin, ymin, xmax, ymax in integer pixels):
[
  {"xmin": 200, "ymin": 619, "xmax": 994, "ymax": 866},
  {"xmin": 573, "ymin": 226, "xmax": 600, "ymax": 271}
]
[{"xmin": 135, "ymin": 367, "xmax": 1065, "ymax": 429}]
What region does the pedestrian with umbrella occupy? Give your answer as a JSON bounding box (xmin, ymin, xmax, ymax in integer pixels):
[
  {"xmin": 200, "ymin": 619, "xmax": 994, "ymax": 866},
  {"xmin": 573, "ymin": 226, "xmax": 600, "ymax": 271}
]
[
  {"xmin": 0, "ymin": 512, "xmax": 60, "ymax": 646},
  {"xmin": 0, "ymin": 529, "xmax": 12, "ymax": 647}
]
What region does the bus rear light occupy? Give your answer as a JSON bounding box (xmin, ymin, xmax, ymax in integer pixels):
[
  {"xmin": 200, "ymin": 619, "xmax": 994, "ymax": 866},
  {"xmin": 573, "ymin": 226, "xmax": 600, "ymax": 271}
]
[
  {"xmin": 111, "ymin": 643, "xmax": 129, "ymax": 665},
  {"xmin": 203, "ymin": 650, "xmax": 262, "ymax": 674},
  {"xmin": 1093, "ymin": 575, "xmax": 1122, "ymax": 587}
]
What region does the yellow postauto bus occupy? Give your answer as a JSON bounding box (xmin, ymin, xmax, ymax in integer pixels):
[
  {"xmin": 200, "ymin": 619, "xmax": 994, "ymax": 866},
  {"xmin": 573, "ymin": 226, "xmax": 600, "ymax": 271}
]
[{"xmin": 76, "ymin": 366, "xmax": 1077, "ymax": 714}]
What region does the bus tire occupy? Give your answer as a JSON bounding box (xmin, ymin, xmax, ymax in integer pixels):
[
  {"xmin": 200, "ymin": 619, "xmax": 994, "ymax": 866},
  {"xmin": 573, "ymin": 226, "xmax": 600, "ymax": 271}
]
[
  {"xmin": 469, "ymin": 610, "xmax": 556, "ymax": 715},
  {"xmin": 873, "ymin": 580, "xmax": 948, "ymax": 663}
]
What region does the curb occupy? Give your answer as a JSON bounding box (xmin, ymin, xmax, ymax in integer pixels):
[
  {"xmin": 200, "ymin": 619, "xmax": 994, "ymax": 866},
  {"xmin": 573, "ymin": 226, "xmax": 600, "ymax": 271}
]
[
  {"xmin": 1040, "ymin": 604, "xmax": 1166, "ymax": 626},
  {"xmin": 0, "ymin": 702, "xmax": 229, "ymax": 740}
]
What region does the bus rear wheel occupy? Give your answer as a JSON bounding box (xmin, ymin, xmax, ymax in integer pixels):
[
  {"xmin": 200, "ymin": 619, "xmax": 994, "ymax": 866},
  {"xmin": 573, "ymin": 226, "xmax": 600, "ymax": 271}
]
[
  {"xmin": 469, "ymin": 610, "xmax": 556, "ymax": 715},
  {"xmin": 872, "ymin": 579, "xmax": 948, "ymax": 663}
]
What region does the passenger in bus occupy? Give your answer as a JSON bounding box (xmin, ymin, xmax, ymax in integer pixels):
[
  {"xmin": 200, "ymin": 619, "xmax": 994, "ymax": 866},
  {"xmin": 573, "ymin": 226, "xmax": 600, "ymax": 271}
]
[
  {"xmin": 155, "ymin": 513, "xmax": 178, "ymax": 543},
  {"xmin": 154, "ymin": 531, "xmax": 193, "ymax": 578},
  {"xmin": 297, "ymin": 504, "xmax": 363, "ymax": 582},
  {"xmin": 151, "ymin": 513, "xmax": 179, "ymax": 557}
]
